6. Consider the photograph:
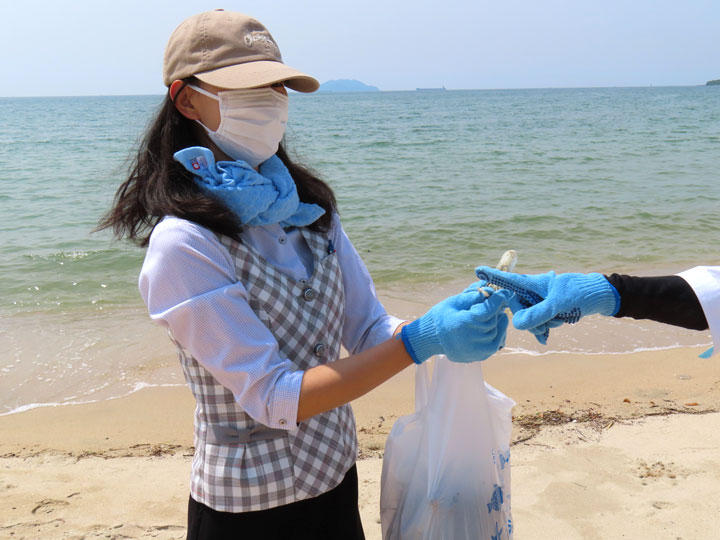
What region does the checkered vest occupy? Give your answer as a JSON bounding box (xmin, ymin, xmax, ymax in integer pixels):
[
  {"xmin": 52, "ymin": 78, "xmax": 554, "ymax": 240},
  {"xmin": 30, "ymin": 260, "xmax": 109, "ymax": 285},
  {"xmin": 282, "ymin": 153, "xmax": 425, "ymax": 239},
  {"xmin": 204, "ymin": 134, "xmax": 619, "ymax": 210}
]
[{"xmin": 173, "ymin": 227, "xmax": 358, "ymax": 512}]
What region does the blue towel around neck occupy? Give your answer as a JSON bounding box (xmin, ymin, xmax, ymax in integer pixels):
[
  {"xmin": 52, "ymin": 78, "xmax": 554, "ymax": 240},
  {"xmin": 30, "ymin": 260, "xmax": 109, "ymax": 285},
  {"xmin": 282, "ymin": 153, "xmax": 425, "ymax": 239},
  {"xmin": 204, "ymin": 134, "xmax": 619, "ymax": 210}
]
[{"xmin": 173, "ymin": 147, "xmax": 325, "ymax": 227}]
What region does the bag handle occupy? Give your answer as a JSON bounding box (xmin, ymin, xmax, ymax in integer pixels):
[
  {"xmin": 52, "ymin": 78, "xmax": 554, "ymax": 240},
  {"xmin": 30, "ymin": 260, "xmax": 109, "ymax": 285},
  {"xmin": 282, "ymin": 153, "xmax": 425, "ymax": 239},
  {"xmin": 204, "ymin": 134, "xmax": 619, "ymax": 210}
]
[{"xmin": 414, "ymin": 360, "xmax": 432, "ymax": 412}]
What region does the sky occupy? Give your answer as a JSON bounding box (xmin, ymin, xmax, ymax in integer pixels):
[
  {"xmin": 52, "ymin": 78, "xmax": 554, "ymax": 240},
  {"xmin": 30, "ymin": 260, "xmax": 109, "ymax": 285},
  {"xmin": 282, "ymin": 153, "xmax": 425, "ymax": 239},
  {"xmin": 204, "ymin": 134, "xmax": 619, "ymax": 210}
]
[{"xmin": 3, "ymin": 0, "xmax": 719, "ymax": 97}]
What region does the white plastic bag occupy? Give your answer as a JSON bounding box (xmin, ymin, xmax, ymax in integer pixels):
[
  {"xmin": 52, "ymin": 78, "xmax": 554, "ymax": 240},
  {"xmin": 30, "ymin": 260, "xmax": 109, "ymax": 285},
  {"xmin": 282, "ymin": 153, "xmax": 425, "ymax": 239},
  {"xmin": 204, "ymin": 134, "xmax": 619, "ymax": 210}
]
[{"xmin": 380, "ymin": 356, "xmax": 515, "ymax": 540}]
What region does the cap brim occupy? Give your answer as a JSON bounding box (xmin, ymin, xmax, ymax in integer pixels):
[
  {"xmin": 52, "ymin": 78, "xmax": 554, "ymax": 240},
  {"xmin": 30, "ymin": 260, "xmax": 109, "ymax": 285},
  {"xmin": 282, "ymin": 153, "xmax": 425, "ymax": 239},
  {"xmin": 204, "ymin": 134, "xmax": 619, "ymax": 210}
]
[{"xmin": 194, "ymin": 60, "xmax": 319, "ymax": 93}]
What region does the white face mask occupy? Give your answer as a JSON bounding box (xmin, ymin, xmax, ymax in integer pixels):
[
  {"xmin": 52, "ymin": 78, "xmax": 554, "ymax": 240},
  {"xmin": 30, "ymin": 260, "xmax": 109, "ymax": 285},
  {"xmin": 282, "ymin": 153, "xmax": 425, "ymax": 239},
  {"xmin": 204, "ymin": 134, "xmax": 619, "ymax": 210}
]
[{"xmin": 190, "ymin": 85, "xmax": 289, "ymax": 167}]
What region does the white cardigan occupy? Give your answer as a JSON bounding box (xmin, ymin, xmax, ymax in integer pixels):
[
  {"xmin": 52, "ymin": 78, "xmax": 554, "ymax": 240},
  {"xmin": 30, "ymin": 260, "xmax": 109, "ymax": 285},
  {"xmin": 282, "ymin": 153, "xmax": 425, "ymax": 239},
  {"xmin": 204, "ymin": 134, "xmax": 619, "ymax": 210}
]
[{"xmin": 678, "ymin": 266, "xmax": 720, "ymax": 355}]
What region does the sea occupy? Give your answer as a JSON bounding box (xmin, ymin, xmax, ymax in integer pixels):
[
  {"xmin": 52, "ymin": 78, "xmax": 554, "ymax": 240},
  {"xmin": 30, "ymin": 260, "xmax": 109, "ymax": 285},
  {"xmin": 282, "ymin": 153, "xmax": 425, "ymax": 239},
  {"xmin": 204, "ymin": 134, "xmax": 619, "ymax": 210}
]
[{"xmin": 1, "ymin": 87, "xmax": 718, "ymax": 415}]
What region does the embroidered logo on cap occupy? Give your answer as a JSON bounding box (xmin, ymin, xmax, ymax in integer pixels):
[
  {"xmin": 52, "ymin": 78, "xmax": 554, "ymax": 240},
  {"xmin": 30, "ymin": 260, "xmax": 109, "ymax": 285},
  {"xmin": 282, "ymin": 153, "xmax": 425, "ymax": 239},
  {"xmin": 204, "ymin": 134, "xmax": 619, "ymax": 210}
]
[{"xmin": 243, "ymin": 32, "xmax": 277, "ymax": 50}]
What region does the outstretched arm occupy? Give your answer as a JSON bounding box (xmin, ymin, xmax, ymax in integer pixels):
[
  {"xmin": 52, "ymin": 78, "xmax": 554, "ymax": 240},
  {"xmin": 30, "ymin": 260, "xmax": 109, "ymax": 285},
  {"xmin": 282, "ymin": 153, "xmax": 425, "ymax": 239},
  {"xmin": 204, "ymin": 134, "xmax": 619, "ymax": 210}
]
[
  {"xmin": 475, "ymin": 266, "xmax": 710, "ymax": 345},
  {"xmin": 297, "ymin": 327, "xmax": 411, "ymax": 422},
  {"xmin": 607, "ymin": 274, "xmax": 708, "ymax": 330},
  {"xmin": 297, "ymin": 286, "xmax": 512, "ymax": 422}
]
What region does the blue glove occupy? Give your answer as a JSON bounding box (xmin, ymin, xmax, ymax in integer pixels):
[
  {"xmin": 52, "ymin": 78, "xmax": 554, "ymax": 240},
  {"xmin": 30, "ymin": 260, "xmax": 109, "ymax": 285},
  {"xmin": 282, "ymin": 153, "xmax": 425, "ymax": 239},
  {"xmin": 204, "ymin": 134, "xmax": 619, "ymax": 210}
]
[
  {"xmin": 474, "ymin": 267, "xmax": 620, "ymax": 345},
  {"xmin": 400, "ymin": 283, "xmax": 513, "ymax": 364}
]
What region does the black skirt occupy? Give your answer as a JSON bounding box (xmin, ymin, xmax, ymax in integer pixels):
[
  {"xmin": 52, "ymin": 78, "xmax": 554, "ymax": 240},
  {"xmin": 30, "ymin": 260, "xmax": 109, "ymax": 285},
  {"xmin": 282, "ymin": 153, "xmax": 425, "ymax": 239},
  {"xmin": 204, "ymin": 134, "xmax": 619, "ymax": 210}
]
[{"xmin": 187, "ymin": 464, "xmax": 366, "ymax": 540}]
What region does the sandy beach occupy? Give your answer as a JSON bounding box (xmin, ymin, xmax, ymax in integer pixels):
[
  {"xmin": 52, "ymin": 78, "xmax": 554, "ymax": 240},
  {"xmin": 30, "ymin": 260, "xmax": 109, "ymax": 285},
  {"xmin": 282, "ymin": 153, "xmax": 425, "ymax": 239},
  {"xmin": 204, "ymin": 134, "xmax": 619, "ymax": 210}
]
[{"xmin": 3, "ymin": 340, "xmax": 719, "ymax": 539}]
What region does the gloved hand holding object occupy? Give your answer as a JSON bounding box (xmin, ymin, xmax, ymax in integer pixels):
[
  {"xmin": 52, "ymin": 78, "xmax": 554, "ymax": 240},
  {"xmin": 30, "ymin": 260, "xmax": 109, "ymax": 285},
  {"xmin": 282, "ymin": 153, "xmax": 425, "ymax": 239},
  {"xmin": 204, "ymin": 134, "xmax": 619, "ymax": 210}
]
[
  {"xmin": 400, "ymin": 283, "xmax": 513, "ymax": 364},
  {"xmin": 474, "ymin": 268, "xmax": 621, "ymax": 344}
]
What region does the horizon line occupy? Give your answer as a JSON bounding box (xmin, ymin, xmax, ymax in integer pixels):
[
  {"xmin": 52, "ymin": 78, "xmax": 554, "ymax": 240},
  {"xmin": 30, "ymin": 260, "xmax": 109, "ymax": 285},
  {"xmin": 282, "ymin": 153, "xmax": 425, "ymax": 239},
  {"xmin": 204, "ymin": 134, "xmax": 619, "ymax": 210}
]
[{"xmin": 0, "ymin": 83, "xmax": 713, "ymax": 99}]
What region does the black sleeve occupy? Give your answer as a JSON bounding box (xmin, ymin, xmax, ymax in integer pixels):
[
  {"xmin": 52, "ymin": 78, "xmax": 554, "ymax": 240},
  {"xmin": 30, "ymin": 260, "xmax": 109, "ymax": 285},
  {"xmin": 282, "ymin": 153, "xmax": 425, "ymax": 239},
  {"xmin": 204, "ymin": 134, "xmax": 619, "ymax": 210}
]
[{"xmin": 605, "ymin": 274, "xmax": 709, "ymax": 331}]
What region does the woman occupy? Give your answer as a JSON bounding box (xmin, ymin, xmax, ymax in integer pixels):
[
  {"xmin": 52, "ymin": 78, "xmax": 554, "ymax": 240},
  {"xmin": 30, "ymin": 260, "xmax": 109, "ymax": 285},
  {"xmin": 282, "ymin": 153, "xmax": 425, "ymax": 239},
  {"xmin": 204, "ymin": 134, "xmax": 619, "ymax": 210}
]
[{"xmin": 99, "ymin": 10, "xmax": 511, "ymax": 540}]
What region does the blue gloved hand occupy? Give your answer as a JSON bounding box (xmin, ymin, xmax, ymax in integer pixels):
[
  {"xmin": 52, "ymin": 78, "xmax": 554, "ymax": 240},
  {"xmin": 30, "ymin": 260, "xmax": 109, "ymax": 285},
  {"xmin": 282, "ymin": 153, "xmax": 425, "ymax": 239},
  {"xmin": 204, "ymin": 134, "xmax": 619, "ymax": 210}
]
[
  {"xmin": 400, "ymin": 282, "xmax": 513, "ymax": 364},
  {"xmin": 474, "ymin": 267, "xmax": 621, "ymax": 345}
]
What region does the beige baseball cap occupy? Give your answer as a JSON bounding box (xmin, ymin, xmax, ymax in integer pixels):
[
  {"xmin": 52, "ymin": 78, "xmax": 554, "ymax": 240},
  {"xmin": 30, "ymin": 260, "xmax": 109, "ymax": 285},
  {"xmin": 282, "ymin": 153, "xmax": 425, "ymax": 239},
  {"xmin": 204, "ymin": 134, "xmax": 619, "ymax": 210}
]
[{"xmin": 163, "ymin": 9, "xmax": 319, "ymax": 93}]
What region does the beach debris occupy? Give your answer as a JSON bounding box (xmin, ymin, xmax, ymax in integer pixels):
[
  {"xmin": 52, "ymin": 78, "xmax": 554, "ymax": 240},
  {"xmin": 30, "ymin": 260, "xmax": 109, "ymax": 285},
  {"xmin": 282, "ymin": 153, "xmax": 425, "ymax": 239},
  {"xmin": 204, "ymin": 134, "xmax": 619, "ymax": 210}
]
[
  {"xmin": 512, "ymin": 408, "xmax": 617, "ymax": 445},
  {"xmin": 481, "ymin": 250, "xmax": 518, "ymax": 296},
  {"xmin": 623, "ymin": 398, "xmax": 631, "ymax": 403},
  {"xmin": 684, "ymin": 402, "xmax": 699, "ymax": 407},
  {"xmin": 496, "ymin": 250, "xmax": 518, "ymax": 273},
  {"xmin": 490, "ymin": 250, "xmax": 518, "ymax": 289}
]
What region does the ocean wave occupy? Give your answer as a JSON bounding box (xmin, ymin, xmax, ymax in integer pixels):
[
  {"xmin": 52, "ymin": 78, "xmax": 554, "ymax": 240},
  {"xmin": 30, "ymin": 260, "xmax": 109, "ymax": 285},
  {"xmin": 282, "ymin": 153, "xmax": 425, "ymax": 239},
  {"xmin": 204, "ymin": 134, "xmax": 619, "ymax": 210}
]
[
  {"xmin": 0, "ymin": 382, "xmax": 185, "ymax": 417},
  {"xmin": 502, "ymin": 342, "xmax": 712, "ymax": 357}
]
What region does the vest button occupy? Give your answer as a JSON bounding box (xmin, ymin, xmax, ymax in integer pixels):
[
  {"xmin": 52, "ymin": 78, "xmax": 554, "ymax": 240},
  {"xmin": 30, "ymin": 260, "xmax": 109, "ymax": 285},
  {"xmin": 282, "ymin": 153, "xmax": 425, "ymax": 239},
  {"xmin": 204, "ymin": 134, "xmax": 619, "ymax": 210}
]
[
  {"xmin": 302, "ymin": 287, "xmax": 316, "ymax": 301},
  {"xmin": 313, "ymin": 343, "xmax": 326, "ymax": 357}
]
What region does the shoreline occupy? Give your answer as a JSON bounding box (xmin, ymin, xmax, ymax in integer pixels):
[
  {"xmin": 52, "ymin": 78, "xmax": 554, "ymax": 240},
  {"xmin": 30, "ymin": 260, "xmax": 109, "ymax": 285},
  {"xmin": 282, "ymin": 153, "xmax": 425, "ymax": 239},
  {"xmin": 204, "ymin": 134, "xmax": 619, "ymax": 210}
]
[
  {"xmin": 4, "ymin": 345, "xmax": 717, "ymax": 455},
  {"xmin": 3, "ymin": 345, "xmax": 718, "ymax": 455},
  {"xmin": 2, "ymin": 279, "xmax": 713, "ymax": 416}
]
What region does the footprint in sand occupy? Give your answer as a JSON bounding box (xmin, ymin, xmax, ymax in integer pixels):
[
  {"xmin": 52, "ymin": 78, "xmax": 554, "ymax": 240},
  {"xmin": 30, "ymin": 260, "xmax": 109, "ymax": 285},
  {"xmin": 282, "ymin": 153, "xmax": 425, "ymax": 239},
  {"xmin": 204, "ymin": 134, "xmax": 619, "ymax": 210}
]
[{"xmin": 31, "ymin": 498, "xmax": 70, "ymax": 514}]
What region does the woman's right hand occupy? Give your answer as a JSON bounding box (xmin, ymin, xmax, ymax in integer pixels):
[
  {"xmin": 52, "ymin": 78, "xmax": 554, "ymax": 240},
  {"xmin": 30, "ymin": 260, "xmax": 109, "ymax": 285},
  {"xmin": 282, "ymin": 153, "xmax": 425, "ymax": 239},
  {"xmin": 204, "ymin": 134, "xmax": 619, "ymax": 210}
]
[
  {"xmin": 297, "ymin": 283, "xmax": 512, "ymax": 422},
  {"xmin": 400, "ymin": 283, "xmax": 513, "ymax": 364}
]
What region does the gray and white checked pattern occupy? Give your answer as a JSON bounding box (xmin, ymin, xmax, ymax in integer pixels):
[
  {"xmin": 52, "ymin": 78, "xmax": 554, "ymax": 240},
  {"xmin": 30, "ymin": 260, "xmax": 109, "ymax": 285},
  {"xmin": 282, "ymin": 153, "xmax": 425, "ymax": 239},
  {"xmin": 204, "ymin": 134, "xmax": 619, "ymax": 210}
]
[{"xmin": 173, "ymin": 227, "xmax": 357, "ymax": 512}]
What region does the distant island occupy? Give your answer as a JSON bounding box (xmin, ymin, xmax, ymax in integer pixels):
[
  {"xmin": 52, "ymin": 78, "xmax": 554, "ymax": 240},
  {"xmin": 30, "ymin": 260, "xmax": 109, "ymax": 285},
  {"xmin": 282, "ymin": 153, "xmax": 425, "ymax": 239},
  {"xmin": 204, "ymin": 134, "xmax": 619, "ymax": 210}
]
[
  {"xmin": 318, "ymin": 79, "xmax": 380, "ymax": 92},
  {"xmin": 707, "ymin": 79, "xmax": 720, "ymax": 86}
]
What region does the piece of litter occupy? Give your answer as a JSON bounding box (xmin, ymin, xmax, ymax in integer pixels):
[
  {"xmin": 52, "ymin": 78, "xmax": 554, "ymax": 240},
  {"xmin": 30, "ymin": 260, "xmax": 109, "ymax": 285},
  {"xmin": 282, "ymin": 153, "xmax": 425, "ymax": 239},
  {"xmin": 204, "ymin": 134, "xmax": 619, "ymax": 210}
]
[{"xmin": 486, "ymin": 250, "xmax": 518, "ymax": 292}]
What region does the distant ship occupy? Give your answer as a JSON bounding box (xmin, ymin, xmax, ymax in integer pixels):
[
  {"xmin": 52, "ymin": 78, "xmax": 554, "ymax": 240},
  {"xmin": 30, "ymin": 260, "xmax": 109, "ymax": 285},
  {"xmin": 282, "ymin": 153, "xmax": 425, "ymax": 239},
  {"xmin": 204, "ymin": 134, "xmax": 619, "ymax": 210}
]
[{"xmin": 416, "ymin": 86, "xmax": 446, "ymax": 92}]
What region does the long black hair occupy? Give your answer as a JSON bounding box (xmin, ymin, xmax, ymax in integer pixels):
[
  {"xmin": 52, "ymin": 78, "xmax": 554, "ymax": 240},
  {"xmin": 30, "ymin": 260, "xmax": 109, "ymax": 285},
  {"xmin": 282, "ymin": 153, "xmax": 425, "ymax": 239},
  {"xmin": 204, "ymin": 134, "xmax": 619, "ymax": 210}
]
[{"xmin": 98, "ymin": 88, "xmax": 337, "ymax": 247}]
